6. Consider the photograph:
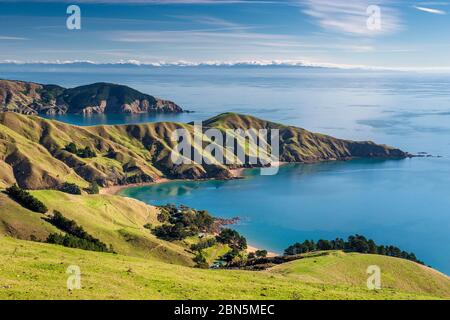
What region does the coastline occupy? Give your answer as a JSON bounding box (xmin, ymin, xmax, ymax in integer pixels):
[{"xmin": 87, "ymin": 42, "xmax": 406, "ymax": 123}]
[
  {"xmin": 99, "ymin": 178, "xmax": 170, "ymax": 196},
  {"xmin": 246, "ymin": 244, "xmax": 278, "ymax": 258},
  {"xmin": 100, "ymin": 165, "xmax": 283, "ymax": 257},
  {"xmin": 100, "ymin": 166, "xmax": 249, "ymax": 196}
]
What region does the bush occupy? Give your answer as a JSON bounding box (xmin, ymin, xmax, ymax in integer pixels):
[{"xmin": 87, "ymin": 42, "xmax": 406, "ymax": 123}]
[
  {"xmin": 5, "ymin": 184, "xmax": 48, "ymax": 213},
  {"xmin": 58, "ymin": 182, "xmax": 82, "ymax": 195},
  {"xmin": 86, "ymin": 182, "xmax": 100, "ymax": 194},
  {"xmin": 143, "ymin": 223, "xmax": 152, "ymax": 230},
  {"xmin": 255, "ymin": 250, "xmax": 268, "ymax": 258},
  {"xmin": 65, "ymin": 143, "xmax": 97, "ymax": 158},
  {"xmin": 193, "ymin": 252, "xmax": 209, "ymax": 269},
  {"xmin": 78, "ymin": 146, "xmax": 97, "ymax": 158},
  {"xmin": 65, "ymin": 142, "xmax": 77, "ymax": 154}
]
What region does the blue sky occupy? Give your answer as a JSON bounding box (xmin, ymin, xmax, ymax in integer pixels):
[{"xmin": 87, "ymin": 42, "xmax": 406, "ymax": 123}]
[{"xmin": 0, "ymin": 0, "xmax": 449, "ymax": 70}]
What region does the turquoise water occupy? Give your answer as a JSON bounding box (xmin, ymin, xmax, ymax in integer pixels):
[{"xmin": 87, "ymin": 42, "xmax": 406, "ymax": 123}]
[
  {"xmin": 121, "ymin": 159, "xmax": 450, "ymax": 274},
  {"xmin": 2, "ymin": 65, "xmax": 450, "ymax": 273}
]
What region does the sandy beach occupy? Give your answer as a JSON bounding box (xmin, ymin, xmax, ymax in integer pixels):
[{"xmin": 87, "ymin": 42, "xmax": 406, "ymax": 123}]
[
  {"xmin": 100, "ymin": 178, "xmax": 170, "ymax": 195},
  {"xmin": 246, "ymin": 244, "xmax": 278, "ymax": 257}
]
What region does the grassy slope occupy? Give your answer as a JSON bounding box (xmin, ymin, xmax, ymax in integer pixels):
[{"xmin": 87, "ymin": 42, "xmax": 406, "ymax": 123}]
[
  {"xmin": 0, "ymin": 191, "xmax": 449, "ymax": 299},
  {"xmin": 270, "ymin": 251, "xmax": 450, "ymax": 298},
  {"xmin": 0, "ymin": 236, "xmax": 448, "ymax": 300},
  {"xmin": 0, "ymin": 190, "xmax": 194, "ymax": 266}
]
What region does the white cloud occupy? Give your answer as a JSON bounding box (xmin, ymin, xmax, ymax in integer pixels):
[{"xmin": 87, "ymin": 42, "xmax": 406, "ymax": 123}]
[
  {"xmin": 300, "ymin": 0, "xmax": 402, "ymax": 36},
  {"xmin": 414, "ymin": 6, "xmax": 446, "ymax": 14}
]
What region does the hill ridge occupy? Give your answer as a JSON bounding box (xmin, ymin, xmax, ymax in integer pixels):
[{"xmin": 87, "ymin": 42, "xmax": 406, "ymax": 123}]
[
  {"xmin": 0, "ymin": 112, "xmax": 409, "ymax": 190},
  {"xmin": 0, "ymin": 79, "xmax": 183, "ymax": 115}
]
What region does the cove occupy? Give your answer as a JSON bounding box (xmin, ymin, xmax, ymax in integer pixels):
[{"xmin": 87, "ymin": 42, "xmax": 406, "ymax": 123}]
[{"xmin": 120, "ymin": 158, "xmax": 450, "ymax": 275}]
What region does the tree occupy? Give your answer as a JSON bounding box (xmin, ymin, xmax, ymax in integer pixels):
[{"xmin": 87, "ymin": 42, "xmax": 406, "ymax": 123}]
[
  {"xmin": 86, "ymin": 181, "xmax": 99, "ymax": 194},
  {"xmin": 65, "ymin": 142, "xmax": 77, "ymax": 154},
  {"xmin": 216, "ymin": 228, "xmax": 247, "ymax": 251},
  {"xmin": 5, "ymin": 184, "xmax": 48, "ymax": 213},
  {"xmin": 193, "ymin": 252, "xmax": 209, "ymax": 269},
  {"xmin": 58, "ymin": 182, "xmax": 82, "ymax": 195},
  {"xmin": 255, "ymin": 250, "xmax": 268, "ymax": 258}
]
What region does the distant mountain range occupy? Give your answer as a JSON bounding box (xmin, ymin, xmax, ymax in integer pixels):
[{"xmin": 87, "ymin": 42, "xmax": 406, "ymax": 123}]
[
  {"xmin": 0, "ymin": 112, "xmax": 408, "ymax": 190},
  {"xmin": 0, "ymin": 80, "xmax": 183, "ymax": 115}
]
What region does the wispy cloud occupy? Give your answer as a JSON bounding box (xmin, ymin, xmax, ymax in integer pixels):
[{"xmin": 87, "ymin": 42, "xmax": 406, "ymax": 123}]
[
  {"xmin": 0, "ymin": 35, "xmax": 28, "ymax": 40},
  {"xmin": 414, "ymin": 6, "xmax": 446, "ymax": 14},
  {"xmin": 300, "ymin": 0, "xmax": 402, "ymax": 36}
]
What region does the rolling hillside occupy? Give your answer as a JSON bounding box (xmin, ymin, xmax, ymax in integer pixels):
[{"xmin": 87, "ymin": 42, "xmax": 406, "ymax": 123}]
[
  {"xmin": 0, "ymin": 236, "xmax": 448, "ymax": 300},
  {"xmin": 0, "ymin": 191, "xmax": 194, "ymax": 266},
  {"xmin": 0, "ymin": 112, "xmax": 408, "ymax": 190},
  {"xmin": 0, "ymin": 190, "xmax": 449, "ymax": 300}
]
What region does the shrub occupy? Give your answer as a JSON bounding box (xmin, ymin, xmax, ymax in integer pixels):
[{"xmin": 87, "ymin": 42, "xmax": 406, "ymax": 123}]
[
  {"xmin": 5, "ymin": 184, "xmax": 48, "ymax": 213},
  {"xmin": 143, "ymin": 223, "xmax": 152, "ymax": 230},
  {"xmin": 78, "ymin": 146, "xmax": 97, "ymax": 158},
  {"xmin": 193, "ymin": 252, "xmax": 209, "ymax": 269},
  {"xmin": 86, "ymin": 182, "xmax": 100, "ymax": 195},
  {"xmin": 58, "ymin": 182, "xmax": 82, "ymax": 195},
  {"xmin": 65, "ymin": 143, "xmax": 96, "ymax": 158},
  {"xmin": 65, "ymin": 142, "xmax": 77, "ymax": 154},
  {"xmin": 255, "ymin": 249, "xmax": 268, "ymax": 258}
]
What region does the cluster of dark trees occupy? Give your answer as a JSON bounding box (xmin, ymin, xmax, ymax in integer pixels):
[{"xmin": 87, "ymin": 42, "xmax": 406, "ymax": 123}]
[
  {"xmin": 65, "ymin": 143, "xmax": 97, "ymax": 158},
  {"xmin": 284, "ymin": 234, "xmax": 424, "ymax": 265},
  {"xmin": 216, "ymin": 228, "xmax": 247, "ymax": 251},
  {"xmin": 248, "ymin": 250, "xmax": 268, "ymax": 259},
  {"xmin": 193, "ymin": 251, "xmax": 209, "ymax": 269},
  {"xmin": 5, "ymin": 184, "xmax": 48, "ymax": 213},
  {"xmin": 152, "ymin": 204, "xmax": 215, "ymax": 241},
  {"xmin": 86, "ymin": 182, "xmax": 99, "ymax": 194},
  {"xmin": 216, "ymin": 228, "xmax": 248, "ymax": 263},
  {"xmin": 190, "ymin": 238, "xmax": 217, "ymax": 251},
  {"xmin": 58, "ymin": 182, "xmax": 82, "ymax": 195},
  {"xmin": 46, "ymin": 211, "xmax": 112, "ymax": 253}
]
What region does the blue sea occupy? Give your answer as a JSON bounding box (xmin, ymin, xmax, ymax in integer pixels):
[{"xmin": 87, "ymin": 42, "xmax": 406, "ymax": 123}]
[{"xmin": 2, "ymin": 65, "xmax": 449, "ymax": 273}]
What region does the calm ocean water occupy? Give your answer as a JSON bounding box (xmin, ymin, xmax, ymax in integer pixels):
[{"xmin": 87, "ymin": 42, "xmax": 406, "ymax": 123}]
[{"xmin": 2, "ymin": 65, "xmax": 449, "ymax": 273}]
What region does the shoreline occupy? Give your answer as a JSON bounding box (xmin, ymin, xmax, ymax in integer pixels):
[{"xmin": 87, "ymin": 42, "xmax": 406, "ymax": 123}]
[
  {"xmin": 246, "ymin": 244, "xmax": 278, "ymax": 258},
  {"xmin": 100, "ymin": 166, "xmax": 251, "ymax": 196},
  {"xmin": 100, "ymin": 164, "xmax": 285, "ymax": 257},
  {"xmin": 99, "ymin": 178, "xmax": 170, "ymax": 195}
]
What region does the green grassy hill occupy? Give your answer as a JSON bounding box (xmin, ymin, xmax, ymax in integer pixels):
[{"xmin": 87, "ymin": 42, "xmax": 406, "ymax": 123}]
[
  {"xmin": 0, "ymin": 191, "xmax": 194, "ymax": 266},
  {"xmin": 0, "ymin": 191, "xmax": 449, "ymax": 300},
  {"xmin": 0, "ymin": 236, "xmax": 448, "ymax": 300},
  {"xmin": 0, "ymin": 112, "xmax": 408, "ymax": 190}
]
